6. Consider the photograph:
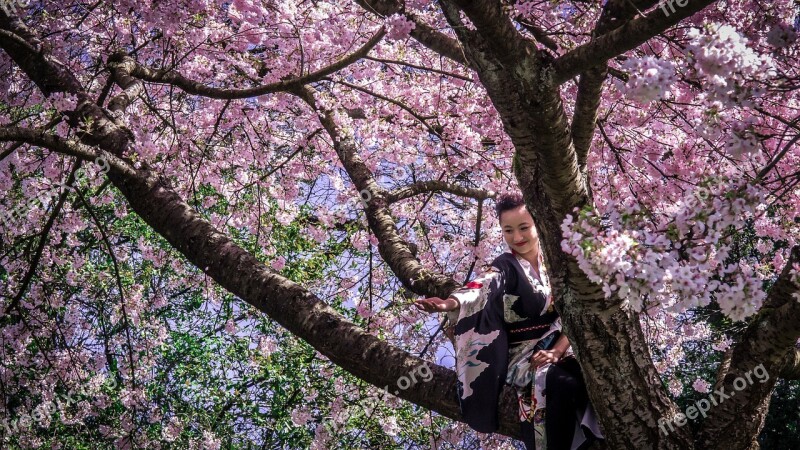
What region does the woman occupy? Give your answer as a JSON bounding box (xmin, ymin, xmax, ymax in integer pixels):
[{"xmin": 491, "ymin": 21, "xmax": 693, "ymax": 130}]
[{"xmin": 414, "ymin": 193, "xmax": 604, "ymax": 450}]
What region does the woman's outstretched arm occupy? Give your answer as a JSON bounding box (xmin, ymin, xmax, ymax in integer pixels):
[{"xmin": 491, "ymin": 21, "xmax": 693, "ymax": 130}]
[
  {"xmin": 414, "ymin": 266, "xmax": 505, "ymax": 325},
  {"xmin": 413, "ymin": 296, "xmax": 459, "ymax": 313}
]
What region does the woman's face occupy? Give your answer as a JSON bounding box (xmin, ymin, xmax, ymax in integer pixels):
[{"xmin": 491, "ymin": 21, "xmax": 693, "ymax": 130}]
[{"xmin": 500, "ymin": 205, "xmax": 539, "ymax": 254}]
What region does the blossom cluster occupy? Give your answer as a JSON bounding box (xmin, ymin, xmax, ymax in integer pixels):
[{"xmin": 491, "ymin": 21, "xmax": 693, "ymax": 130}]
[
  {"xmin": 384, "ymin": 13, "xmax": 415, "ymax": 41},
  {"xmin": 615, "ymin": 56, "xmax": 678, "ymax": 103},
  {"xmin": 561, "ymin": 177, "xmax": 771, "ymax": 322},
  {"xmin": 684, "ymin": 23, "xmax": 775, "ymax": 106}
]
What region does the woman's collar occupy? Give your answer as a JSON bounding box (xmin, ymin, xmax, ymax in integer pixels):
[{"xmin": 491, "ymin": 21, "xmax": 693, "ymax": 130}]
[
  {"xmin": 508, "ymin": 247, "xmax": 546, "ymax": 272},
  {"xmin": 509, "ymin": 248, "xmax": 529, "ymax": 267}
]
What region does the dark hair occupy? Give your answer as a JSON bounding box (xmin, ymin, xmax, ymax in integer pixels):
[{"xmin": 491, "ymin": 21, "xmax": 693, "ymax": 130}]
[{"xmin": 494, "ymin": 192, "xmax": 527, "ymax": 220}]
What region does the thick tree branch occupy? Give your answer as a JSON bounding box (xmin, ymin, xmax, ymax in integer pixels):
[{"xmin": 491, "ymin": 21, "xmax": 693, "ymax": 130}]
[
  {"xmin": 552, "ymin": 0, "xmax": 718, "ymax": 84},
  {"xmin": 450, "ymin": 0, "xmax": 539, "ymax": 67},
  {"xmin": 354, "ymin": 0, "xmax": 469, "ymax": 65},
  {"xmin": 0, "ymin": 127, "xmax": 133, "ymax": 171},
  {"xmin": 435, "ymin": 2, "xmax": 586, "ymax": 223},
  {"xmin": 571, "ymin": 0, "xmax": 659, "ymax": 169},
  {"xmin": 572, "ymin": 67, "xmax": 608, "ymax": 169},
  {"xmin": 293, "ymin": 87, "xmax": 540, "ymax": 433},
  {"xmin": 106, "ymin": 50, "xmax": 146, "ymax": 114},
  {"xmin": 0, "ymin": 24, "xmax": 78, "ymax": 95}
]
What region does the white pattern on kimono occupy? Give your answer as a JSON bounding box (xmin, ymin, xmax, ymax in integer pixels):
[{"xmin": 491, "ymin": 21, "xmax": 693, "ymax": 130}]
[
  {"xmin": 503, "ymin": 293, "xmax": 528, "ymax": 323},
  {"xmin": 455, "ymin": 327, "xmax": 501, "ymax": 399},
  {"xmin": 532, "ymin": 361, "xmax": 551, "ymax": 450}
]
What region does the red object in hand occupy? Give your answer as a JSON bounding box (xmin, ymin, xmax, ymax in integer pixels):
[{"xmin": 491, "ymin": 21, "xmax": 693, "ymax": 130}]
[{"xmin": 465, "ymin": 281, "xmax": 483, "ymax": 289}]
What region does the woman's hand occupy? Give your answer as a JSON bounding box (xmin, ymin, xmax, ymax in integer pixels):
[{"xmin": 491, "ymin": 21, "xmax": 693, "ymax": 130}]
[
  {"xmin": 413, "ymin": 296, "xmax": 459, "ymax": 313},
  {"xmin": 530, "ymin": 348, "xmax": 564, "ymax": 369}
]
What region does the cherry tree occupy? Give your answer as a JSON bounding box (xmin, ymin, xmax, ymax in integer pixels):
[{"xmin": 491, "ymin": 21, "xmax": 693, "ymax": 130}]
[{"xmin": 0, "ymin": 0, "xmax": 798, "ymax": 448}]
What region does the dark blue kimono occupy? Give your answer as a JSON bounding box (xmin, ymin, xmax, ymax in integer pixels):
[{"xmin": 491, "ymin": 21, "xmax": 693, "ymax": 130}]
[{"xmin": 446, "ymin": 249, "xmax": 603, "ymax": 449}]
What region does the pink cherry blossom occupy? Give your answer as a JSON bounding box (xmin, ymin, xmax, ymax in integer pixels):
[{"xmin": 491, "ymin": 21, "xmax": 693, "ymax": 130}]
[
  {"xmin": 692, "ymin": 378, "xmax": 711, "ymax": 393},
  {"xmin": 384, "ymin": 14, "xmax": 415, "ymax": 41}
]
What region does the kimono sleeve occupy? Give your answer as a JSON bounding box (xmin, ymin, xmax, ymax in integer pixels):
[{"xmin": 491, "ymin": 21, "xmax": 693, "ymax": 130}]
[
  {"xmin": 445, "ymin": 267, "xmax": 504, "ymax": 325},
  {"xmin": 445, "ymin": 264, "xmax": 512, "ymax": 433}
]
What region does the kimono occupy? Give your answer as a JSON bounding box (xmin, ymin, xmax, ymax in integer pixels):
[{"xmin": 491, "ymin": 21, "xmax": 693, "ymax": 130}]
[{"xmin": 446, "ymin": 249, "xmax": 604, "ymax": 450}]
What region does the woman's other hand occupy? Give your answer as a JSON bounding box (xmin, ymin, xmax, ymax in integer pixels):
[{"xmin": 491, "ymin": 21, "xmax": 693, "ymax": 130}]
[
  {"xmin": 530, "ymin": 348, "xmax": 563, "ymax": 369},
  {"xmin": 413, "ymin": 296, "xmax": 459, "ymax": 313}
]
